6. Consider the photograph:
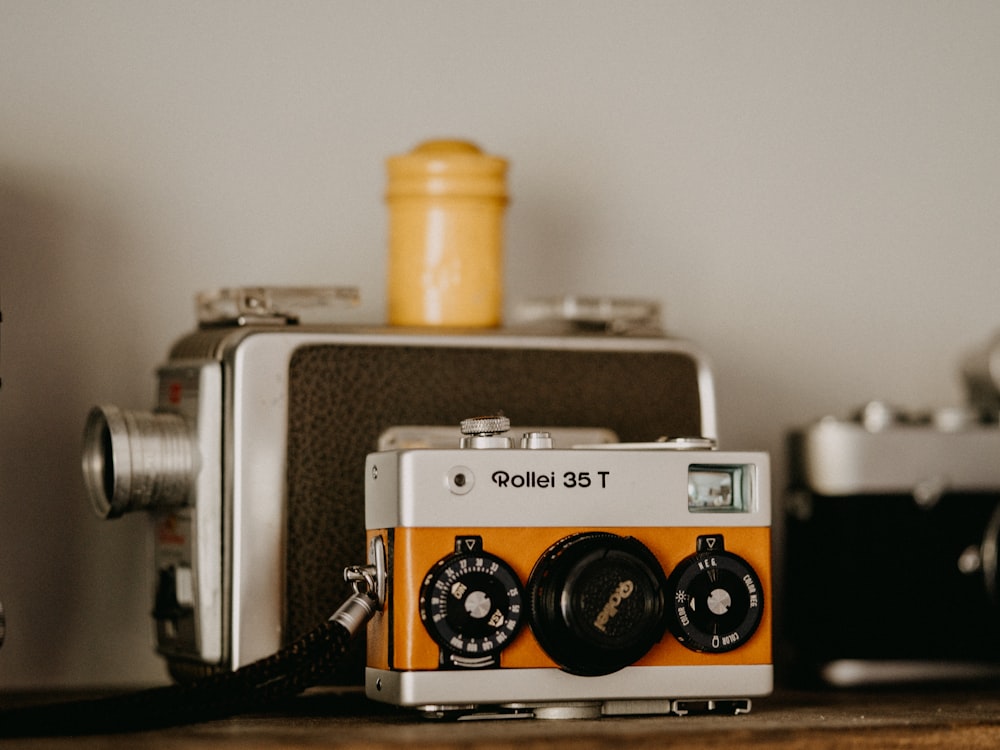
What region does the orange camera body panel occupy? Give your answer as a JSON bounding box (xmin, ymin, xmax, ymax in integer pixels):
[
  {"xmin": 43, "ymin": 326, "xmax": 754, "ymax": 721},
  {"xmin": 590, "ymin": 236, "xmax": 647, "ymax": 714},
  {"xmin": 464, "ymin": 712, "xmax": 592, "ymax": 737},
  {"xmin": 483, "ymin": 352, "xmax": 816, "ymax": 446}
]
[{"xmin": 367, "ymin": 525, "xmax": 771, "ymax": 672}]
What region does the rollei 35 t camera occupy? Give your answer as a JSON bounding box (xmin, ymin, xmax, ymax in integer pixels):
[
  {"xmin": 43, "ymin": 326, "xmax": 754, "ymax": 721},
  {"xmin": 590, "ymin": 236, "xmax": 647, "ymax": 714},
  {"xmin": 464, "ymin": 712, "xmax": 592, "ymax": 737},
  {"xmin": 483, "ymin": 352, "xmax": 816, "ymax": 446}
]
[
  {"xmin": 361, "ymin": 416, "xmax": 772, "ymax": 718},
  {"xmin": 81, "ymin": 288, "xmax": 719, "ymax": 682},
  {"xmin": 786, "ymin": 367, "xmax": 1000, "ymax": 686}
]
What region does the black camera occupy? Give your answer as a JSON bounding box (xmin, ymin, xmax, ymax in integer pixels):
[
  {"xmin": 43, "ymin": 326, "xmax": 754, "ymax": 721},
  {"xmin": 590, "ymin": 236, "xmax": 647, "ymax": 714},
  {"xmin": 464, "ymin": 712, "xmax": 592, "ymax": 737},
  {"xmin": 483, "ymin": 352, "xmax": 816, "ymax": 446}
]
[{"xmin": 785, "ymin": 396, "xmax": 1000, "ymax": 686}]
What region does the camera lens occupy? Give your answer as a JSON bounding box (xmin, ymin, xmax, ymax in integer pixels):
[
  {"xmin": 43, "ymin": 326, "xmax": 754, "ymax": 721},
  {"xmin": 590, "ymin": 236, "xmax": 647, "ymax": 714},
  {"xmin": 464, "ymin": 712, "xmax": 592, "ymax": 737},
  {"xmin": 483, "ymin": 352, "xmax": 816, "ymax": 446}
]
[
  {"xmin": 527, "ymin": 532, "xmax": 668, "ymax": 676},
  {"xmin": 82, "ymin": 405, "xmax": 197, "ymax": 519}
]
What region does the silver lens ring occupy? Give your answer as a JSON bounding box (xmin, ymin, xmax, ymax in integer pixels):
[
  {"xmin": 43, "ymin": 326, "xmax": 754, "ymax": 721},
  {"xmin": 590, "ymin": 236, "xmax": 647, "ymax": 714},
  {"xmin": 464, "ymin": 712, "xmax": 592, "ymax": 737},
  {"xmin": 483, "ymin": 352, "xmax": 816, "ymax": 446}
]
[
  {"xmin": 82, "ymin": 404, "xmax": 197, "ymax": 519},
  {"xmin": 982, "ymin": 502, "xmax": 1000, "ymax": 606}
]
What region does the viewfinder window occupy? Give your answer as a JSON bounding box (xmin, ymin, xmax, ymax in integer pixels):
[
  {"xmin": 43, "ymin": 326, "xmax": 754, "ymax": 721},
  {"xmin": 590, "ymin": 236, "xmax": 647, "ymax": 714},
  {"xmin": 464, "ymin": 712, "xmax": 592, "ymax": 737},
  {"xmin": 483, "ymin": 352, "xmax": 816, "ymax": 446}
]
[{"xmin": 688, "ymin": 465, "xmax": 752, "ymax": 512}]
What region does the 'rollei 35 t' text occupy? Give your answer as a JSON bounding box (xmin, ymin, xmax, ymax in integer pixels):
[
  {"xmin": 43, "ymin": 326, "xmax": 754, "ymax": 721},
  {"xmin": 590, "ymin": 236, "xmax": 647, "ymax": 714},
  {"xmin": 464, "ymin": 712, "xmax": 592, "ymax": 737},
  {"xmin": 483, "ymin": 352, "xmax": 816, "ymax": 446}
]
[{"xmin": 491, "ymin": 470, "xmax": 610, "ymax": 489}]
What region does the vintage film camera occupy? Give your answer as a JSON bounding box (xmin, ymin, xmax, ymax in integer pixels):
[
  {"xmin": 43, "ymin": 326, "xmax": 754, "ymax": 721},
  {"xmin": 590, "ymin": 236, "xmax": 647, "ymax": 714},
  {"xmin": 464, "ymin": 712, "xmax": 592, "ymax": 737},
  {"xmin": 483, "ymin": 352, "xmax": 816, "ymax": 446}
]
[
  {"xmin": 361, "ymin": 416, "xmax": 772, "ymax": 718},
  {"xmin": 786, "ymin": 334, "xmax": 1000, "ymax": 686},
  {"xmin": 81, "ymin": 287, "xmax": 718, "ymax": 682}
]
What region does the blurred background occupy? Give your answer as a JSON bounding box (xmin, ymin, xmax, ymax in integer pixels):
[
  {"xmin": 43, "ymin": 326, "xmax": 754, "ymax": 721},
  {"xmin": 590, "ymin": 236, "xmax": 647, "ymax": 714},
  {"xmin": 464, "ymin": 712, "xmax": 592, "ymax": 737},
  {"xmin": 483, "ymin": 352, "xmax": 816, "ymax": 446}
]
[{"xmin": 1, "ymin": 1, "xmax": 998, "ymax": 688}]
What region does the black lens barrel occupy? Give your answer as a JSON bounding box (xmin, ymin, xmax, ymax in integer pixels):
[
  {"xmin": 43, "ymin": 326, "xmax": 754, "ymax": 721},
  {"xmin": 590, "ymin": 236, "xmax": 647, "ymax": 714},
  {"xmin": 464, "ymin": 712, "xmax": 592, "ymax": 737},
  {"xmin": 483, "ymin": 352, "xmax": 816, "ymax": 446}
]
[{"xmin": 527, "ymin": 532, "xmax": 669, "ymax": 676}]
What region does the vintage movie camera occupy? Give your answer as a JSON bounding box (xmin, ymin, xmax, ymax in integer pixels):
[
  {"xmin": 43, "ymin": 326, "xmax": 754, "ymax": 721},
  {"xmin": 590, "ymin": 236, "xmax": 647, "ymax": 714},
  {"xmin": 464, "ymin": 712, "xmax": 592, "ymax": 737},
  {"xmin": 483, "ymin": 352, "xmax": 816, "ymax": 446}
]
[
  {"xmin": 786, "ymin": 332, "xmax": 1000, "ymax": 686},
  {"xmin": 80, "ymin": 287, "xmax": 719, "ymax": 683},
  {"xmin": 361, "ymin": 416, "xmax": 772, "ymax": 718}
]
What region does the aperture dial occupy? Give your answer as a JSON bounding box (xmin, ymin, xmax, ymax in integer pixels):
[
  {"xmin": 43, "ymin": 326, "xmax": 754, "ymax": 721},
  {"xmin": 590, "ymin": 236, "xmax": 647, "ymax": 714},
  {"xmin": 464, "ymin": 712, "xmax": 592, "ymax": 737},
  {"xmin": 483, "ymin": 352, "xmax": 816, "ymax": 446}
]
[
  {"xmin": 667, "ymin": 534, "xmax": 764, "ymax": 653},
  {"xmin": 419, "ymin": 536, "xmax": 525, "ymax": 668}
]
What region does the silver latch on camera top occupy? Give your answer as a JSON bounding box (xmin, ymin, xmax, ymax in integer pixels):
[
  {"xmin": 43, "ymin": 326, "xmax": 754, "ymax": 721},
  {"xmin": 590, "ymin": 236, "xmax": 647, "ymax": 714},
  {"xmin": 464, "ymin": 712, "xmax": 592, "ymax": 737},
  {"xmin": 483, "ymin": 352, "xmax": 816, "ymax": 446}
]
[
  {"xmin": 196, "ymin": 286, "xmax": 362, "ymax": 327},
  {"xmin": 513, "ymin": 295, "xmax": 663, "ymax": 335},
  {"xmin": 657, "ymin": 436, "xmax": 719, "ymax": 451},
  {"xmin": 460, "ymin": 416, "xmax": 513, "ymax": 449},
  {"xmin": 575, "ymin": 435, "xmax": 718, "ymax": 451}
]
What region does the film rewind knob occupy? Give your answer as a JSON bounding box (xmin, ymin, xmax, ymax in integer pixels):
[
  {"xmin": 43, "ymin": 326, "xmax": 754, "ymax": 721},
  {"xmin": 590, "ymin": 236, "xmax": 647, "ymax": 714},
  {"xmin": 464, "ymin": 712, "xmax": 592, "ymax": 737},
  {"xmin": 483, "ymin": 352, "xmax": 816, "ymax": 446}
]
[
  {"xmin": 460, "ymin": 415, "xmax": 510, "ymax": 436},
  {"xmin": 460, "ymin": 416, "xmax": 513, "ymax": 449}
]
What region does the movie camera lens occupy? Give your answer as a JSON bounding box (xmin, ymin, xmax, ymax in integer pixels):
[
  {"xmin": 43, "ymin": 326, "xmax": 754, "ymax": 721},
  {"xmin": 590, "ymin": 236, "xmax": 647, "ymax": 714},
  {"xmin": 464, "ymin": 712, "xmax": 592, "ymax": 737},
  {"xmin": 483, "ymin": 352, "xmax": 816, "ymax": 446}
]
[
  {"xmin": 419, "ymin": 537, "xmax": 525, "ymax": 667},
  {"xmin": 666, "ymin": 535, "xmax": 763, "ymax": 653},
  {"xmin": 82, "ymin": 405, "xmax": 197, "ymax": 519},
  {"xmin": 527, "ymin": 532, "xmax": 668, "ymax": 676}
]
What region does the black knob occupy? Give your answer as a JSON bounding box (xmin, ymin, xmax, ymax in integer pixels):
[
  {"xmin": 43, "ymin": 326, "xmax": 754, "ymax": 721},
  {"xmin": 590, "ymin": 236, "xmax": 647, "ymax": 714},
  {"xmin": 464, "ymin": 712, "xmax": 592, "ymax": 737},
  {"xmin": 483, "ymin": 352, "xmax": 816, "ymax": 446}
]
[
  {"xmin": 666, "ymin": 534, "xmax": 764, "ymax": 653},
  {"xmin": 419, "ymin": 537, "xmax": 525, "ymax": 668},
  {"xmin": 527, "ymin": 532, "xmax": 668, "ymax": 676}
]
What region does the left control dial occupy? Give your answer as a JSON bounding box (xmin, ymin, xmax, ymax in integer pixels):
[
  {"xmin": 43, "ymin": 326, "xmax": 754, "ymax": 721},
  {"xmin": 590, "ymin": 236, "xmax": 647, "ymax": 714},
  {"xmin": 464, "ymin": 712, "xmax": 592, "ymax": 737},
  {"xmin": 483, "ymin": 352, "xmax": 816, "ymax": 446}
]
[{"xmin": 419, "ymin": 536, "xmax": 525, "ymax": 668}]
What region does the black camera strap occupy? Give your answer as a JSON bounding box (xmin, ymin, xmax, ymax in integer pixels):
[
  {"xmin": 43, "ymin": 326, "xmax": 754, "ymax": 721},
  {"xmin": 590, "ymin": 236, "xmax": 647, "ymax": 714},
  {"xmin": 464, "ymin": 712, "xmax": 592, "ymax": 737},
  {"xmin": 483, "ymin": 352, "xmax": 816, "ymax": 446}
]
[{"xmin": 0, "ymin": 583, "xmax": 379, "ymax": 737}]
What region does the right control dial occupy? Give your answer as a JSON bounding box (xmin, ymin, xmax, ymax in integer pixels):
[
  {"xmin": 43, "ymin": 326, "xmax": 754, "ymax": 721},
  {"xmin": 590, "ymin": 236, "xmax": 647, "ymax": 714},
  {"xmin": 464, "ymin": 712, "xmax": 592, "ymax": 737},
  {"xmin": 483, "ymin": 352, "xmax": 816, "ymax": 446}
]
[{"xmin": 666, "ymin": 534, "xmax": 764, "ymax": 653}]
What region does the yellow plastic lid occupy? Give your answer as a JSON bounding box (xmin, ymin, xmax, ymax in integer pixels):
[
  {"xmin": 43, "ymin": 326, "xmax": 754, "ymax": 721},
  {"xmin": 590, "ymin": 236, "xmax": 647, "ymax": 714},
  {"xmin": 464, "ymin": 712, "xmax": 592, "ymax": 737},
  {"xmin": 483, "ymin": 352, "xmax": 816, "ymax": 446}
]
[{"xmin": 386, "ymin": 139, "xmax": 508, "ymax": 200}]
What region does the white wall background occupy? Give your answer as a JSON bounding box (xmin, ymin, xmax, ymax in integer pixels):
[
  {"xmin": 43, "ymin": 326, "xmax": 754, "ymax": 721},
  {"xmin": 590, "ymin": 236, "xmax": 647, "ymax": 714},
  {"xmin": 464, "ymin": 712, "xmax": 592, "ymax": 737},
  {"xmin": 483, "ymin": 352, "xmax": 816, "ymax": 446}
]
[{"xmin": 1, "ymin": 1, "xmax": 998, "ymax": 688}]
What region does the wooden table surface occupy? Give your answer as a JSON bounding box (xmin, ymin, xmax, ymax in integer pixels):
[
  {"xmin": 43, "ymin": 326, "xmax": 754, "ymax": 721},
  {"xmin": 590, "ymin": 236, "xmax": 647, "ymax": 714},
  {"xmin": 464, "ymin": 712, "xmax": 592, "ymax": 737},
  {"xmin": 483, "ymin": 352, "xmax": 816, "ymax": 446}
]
[{"xmin": 3, "ymin": 686, "xmax": 1000, "ymax": 749}]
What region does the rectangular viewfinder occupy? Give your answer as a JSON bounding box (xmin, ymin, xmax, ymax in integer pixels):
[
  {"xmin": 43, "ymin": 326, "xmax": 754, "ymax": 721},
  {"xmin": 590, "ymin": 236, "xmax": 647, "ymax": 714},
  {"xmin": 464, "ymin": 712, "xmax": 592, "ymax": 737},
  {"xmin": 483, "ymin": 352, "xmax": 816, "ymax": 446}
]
[{"xmin": 688, "ymin": 464, "xmax": 753, "ymax": 512}]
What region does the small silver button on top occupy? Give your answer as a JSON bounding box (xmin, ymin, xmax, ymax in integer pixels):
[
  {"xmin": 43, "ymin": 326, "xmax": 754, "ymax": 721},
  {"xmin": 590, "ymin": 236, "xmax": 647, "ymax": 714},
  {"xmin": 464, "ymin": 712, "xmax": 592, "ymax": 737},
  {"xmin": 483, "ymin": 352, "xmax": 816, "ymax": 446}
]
[{"xmin": 521, "ymin": 431, "xmax": 554, "ymax": 449}]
